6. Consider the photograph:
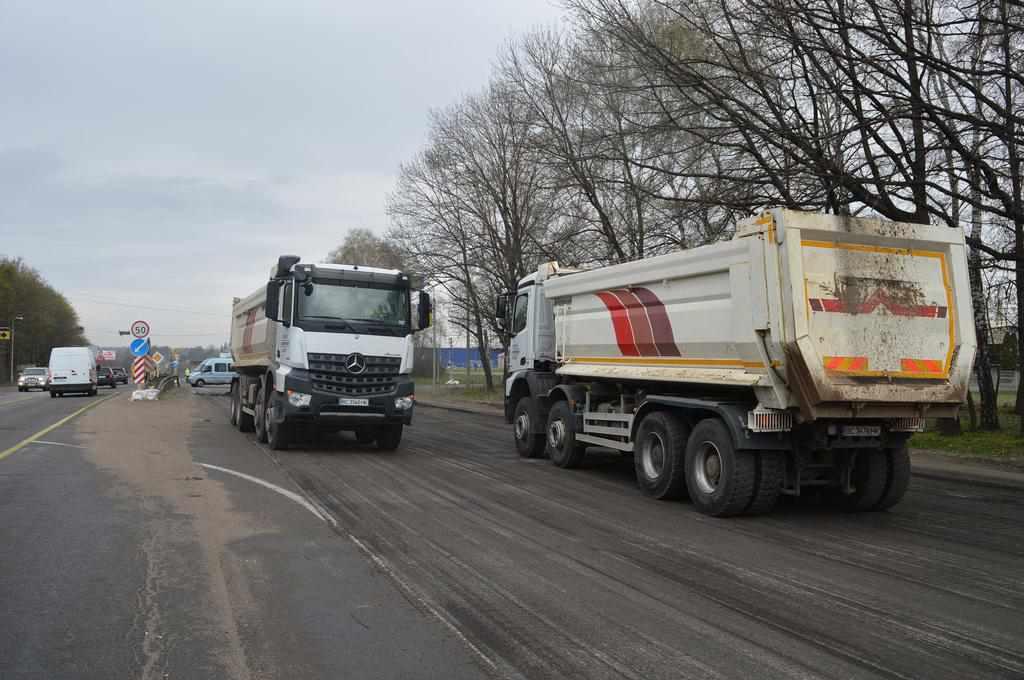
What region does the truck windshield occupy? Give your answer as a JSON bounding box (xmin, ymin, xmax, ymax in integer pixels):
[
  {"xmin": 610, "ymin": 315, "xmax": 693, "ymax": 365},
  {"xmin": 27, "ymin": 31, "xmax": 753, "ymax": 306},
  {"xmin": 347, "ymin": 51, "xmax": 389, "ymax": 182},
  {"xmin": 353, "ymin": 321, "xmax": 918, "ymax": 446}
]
[{"xmin": 298, "ymin": 281, "xmax": 409, "ymax": 329}]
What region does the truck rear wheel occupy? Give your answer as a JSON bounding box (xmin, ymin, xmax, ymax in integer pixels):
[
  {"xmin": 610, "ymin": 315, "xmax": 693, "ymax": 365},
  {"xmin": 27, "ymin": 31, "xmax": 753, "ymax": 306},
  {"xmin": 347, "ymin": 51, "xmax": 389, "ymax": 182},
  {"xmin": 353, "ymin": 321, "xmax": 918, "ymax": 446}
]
[
  {"xmin": 255, "ymin": 382, "xmax": 269, "ymax": 443},
  {"xmin": 546, "ymin": 400, "xmax": 586, "ymax": 468},
  {"xmin": 685, "ymin": 418, "xmax": 756, "ymax": 517},
  {"xmin": 745, "ymin": 451, "xmax": 784, "ymax": 515},
  {"xmin": 266, "ymin": 394, "xmax": 291, "ymax": 451},
  {"xmin": 634, "ymin": 411, "xmax": 689, "ymax": 500},
  {"xmin": 837, "ymin": 449, "xmax": 888, "ymax": 512},
  {"xmin": 229, "ymin": 382, "xmax": 239, "ymax": 426},
  {"xmin": 237, "ymin": 383, "xmax": 255, "ymax": 433},
  {"xmin": 376, "ymin": 424, "xmax": 403, "ymax": 451},
  {"xmin": 873, "ymin": 445, "xmax": 911, "ymax": 511},
  {"xmin": 513, "ymin": 396, "xmax": 545, "ymax": 459},
  {"xmin": 354, "ymin": 427, "xmax": 376, "ymax": 445}
]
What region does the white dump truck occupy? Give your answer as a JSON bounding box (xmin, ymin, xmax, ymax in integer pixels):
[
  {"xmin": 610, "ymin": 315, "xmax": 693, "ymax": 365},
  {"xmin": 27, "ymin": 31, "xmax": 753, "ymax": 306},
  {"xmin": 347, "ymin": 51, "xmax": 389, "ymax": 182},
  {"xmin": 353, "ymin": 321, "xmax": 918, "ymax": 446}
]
[
  {"xmin": 229, "ymin": 256, "xmax": 431, "ymax": 450},
  {"xmin": 498, "ymin": 209, "xmax": 975, "ymax": 516}
]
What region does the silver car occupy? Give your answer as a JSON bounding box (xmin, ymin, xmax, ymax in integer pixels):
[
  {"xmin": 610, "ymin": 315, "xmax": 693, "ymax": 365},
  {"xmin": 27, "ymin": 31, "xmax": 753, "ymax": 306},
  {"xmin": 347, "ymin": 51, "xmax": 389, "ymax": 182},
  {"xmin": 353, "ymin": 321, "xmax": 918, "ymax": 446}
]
[{"xmin": 17, "ymin": 367, "xmax": 48, "ymax": 392}]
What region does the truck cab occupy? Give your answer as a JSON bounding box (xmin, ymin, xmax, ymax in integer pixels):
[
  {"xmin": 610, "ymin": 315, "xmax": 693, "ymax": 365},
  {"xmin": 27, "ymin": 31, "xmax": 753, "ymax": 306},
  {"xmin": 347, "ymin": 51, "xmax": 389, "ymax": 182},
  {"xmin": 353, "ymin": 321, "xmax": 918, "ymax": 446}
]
[{"xmin": 230, "ymin": 255, "xmax": 431, "ymax": 451}]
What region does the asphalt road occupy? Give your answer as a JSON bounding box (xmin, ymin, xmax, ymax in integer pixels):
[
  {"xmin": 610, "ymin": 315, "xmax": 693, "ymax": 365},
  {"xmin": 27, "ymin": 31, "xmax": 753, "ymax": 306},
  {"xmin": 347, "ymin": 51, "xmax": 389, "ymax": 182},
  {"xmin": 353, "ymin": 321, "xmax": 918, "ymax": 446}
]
[{"xmin": 2, "ymin": 384, "xmax": 1023, "ymax": 679}]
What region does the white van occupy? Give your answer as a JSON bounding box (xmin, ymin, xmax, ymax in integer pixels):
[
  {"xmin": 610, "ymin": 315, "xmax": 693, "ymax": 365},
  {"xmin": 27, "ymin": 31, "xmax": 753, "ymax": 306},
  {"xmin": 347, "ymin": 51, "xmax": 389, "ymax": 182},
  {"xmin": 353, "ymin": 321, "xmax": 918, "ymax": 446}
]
[{"xmin": 48, "ymin": 347, "xmax": 98, "ymax": 397}]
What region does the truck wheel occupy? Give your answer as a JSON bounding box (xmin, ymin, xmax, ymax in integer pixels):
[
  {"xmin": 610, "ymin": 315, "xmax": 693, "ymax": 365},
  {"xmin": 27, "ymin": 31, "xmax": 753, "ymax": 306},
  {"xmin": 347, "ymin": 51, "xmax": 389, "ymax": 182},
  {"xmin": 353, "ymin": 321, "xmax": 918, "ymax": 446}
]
[
  {"xmin": 872, "ymin": 446, "xmax": 910, "ymax": 511},
  {"xmin": 376, "ymin": 424, "xmax": 403, "ymax": 451},
  {"xmin": 634, "ymin": 411, "xmax": 689, "ymax": 500},
  {"xmin": 237, "ymin": 384, "xmax": 255, "ymax": 433},
  {"xmin": 50, "ymin": 391, "xmax": 57, "ymax": 399},
  {"xmin": 354, "ymin": 427, "xmax": 376, "ymax": 445},
  {"xmin": 546, "ymin": 400, "xmax": 586, "ymax": 468},
  {"xmin": 685, "ymin": 418, "xmax": 756, "ymax": 517},
  {"xmin": 194, "ymin": 379, "xmax": 205, "ymax": 387},
  {"xmin": 837, "ymin": 450, "xmax": 888, "ymax": 512},
  {"xmin": 229, "ymin": 382, "xmax": 239, "ymax": 426},
  {"xmin": 255, "ymin": 384, "xmax": 269, "ymax": 443},
  {"xmin": 266, "ymin": 394, "xmax": 291, "ymax": 451},
  {"xmin": 513, "ymin": 397, "xmax": 545, "ymax": 459},
  {"xmin": 745, "ymin": 451, "xmax": 784, "ymax": 515}
]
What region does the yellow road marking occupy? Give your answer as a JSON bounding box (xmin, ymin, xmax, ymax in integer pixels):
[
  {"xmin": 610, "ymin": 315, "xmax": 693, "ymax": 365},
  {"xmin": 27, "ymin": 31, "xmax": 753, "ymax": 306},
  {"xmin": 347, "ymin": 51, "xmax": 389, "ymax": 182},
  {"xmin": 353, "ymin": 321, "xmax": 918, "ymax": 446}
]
[{"xmin": 0, "ymin": 393, "xmax": 119, "ymax": 463}]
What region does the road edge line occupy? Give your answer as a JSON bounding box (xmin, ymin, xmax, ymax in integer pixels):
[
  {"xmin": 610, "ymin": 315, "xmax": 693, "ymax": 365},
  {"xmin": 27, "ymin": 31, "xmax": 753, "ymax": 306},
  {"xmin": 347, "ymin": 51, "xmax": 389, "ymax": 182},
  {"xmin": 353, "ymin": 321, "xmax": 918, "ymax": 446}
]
[{"xmin": 0, "ymin": 392, "xmax": 120, "ymax": 463}]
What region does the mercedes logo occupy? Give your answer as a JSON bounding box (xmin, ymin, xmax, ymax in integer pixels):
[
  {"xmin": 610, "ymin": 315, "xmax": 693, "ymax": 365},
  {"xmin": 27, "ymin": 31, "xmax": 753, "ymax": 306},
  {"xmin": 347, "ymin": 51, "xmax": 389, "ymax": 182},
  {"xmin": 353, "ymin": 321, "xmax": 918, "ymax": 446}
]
[{"xmin": 345, "ymin": 353, "xmax": 367, "ymax": 375}]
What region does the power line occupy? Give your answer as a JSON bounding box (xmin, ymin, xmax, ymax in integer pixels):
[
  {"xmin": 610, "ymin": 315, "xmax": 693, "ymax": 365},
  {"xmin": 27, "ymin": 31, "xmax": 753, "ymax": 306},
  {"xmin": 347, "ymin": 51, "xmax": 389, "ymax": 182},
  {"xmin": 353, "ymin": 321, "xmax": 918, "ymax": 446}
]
[{"xmin": 71, "ymin": 294, "xmax": 226, "ymax": 318}]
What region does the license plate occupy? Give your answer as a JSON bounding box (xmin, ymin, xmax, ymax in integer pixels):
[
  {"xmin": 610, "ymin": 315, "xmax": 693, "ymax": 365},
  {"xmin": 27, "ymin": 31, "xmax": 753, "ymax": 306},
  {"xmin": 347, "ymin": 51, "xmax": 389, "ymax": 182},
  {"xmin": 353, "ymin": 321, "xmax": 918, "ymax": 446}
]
[
  {"xmin": 842, "ymin": 425, "xmax": 881, "ymax": 437},
  {"xmin": 338, "ymin": 397, "xmax": 369, "ymax": 407}
]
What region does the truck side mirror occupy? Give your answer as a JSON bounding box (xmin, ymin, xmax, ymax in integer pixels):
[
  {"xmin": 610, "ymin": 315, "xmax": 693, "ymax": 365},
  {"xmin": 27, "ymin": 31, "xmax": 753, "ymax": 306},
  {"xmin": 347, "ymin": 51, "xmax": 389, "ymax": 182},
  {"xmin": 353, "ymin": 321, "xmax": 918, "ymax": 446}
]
[
  {"xmin": 494, "ymin": 294, "xmax": 509, "ymax": 329},
  {"xmin": 416, "ymin": 290, "xmax": 432, "ymax": 330},
  {"xmin": 265, "ymin": 280, "xmax": 281, "ymax": 321}
]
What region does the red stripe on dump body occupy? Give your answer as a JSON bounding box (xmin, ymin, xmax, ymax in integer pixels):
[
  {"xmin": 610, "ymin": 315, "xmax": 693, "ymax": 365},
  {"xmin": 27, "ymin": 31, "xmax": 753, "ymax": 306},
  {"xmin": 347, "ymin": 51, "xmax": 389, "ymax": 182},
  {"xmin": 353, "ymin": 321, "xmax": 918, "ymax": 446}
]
[
  {"xmin": 594, "ymin": 291, "xmax": 639, "ymax": 356},
  {"xmin": 630, "ymin": 287, "xmax": 681, "ymax": 357},
  {"xmin": 808, "ymin": 290, "xmax": 947, "ymax": 319},
  {"xmin": 610, "ymin": 289, "xmax": 658, "ymax": 356}
]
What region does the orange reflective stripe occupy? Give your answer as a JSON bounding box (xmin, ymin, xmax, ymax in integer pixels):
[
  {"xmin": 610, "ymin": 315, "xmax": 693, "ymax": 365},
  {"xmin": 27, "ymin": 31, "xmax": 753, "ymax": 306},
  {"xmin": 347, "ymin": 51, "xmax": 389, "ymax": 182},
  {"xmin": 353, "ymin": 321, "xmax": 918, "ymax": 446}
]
[
  {"xmin": 824, "ymin": 356, "xmax": 869, "ymax": 372},
  {"xmin": 901, "ymin": 358, "xmax": 943, "ymax": 374}
]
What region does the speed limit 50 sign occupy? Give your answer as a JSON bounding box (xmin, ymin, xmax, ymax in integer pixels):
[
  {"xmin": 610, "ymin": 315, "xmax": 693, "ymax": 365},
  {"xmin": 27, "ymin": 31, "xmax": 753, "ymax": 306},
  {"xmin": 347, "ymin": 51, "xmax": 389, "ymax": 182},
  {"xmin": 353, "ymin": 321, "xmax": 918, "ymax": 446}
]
[{"xmin": 131, "ymin": 320, "xmax": 151, "ymax": 338}]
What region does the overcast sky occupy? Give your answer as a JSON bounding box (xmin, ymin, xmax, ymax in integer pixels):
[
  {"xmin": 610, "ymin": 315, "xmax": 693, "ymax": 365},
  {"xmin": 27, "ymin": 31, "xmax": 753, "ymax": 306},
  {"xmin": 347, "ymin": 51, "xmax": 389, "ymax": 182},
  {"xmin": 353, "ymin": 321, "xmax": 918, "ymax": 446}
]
[{"xmin": 1, "ymin": 0, "xmax": 565, "ymax": 348}]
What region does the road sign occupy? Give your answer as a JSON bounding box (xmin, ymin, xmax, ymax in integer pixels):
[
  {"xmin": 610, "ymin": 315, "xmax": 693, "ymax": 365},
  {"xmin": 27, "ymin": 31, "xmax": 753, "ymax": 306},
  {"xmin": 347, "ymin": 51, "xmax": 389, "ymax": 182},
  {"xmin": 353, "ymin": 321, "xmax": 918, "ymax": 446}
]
[
  {"xmin": 132, "ymin": 357, "xmax": 147, "ymax": 384},
  {"xmin": 130, "ymin": 320, "xmax": 151, "ymax": 338},
  {"xmin": 130, "ymin": 337, "xmax": 150, "ymax": 357},
  {"xmin": 100, "ymin": 350, "xmax": 116, "ymax": 361},
  {"xmin": 151, "ymin": 351, "xmax": 164, "ymax": 365},
  {"xmin": 0, "ymin": 328, "xmax": 9, "ymax": 341}
]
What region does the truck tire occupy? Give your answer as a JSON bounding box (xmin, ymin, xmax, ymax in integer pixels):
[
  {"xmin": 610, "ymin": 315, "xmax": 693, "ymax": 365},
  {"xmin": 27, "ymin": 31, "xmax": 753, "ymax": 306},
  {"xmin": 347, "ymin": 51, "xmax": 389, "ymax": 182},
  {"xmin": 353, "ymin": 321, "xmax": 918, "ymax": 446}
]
[
  {"xmin": 354, "ymin": 427, "xmax": 376, "ymax": 445},
  {"xmin": 255, "ymin": 382, "xmax": 269, "ymax": 443},
  {"xmin": 266, "ymin": 394, "xmax": 291, "ymax": 451},
  {"xmin": 50, "ymin": 391, "xmax": 57, "ymax": 399},
  {"xmin": 376, "ymin": 424, "xmax": 403, "ymax": 451},
  {"xmin": 634, "ymin": 411, "xmax": 689, "ymax": 500},
  {"xmin": 685, "ymin": 418, "xmax": 756, "ymax": 517},
  {"xmin": 546, "ymin": 400, "xmax": 586, "ymax": 468},
  {"xmin": 229, "ymin": 382, "xmax": 239, "ymax": 426},
  {"xmin": 237, "ymin": 384, "xmax": 255, "ymax": 433},
  {"xmin": 837, "ymin": 449, "xmax": 888, "ymax": 512},
  {"xmin": 513, "ymin": 396, "xmax": 545, "ymax": 459},
  {"xmin": 872, "ymin": 445, "xmax": 911, "ymax": 511},
  {"xmin": 745, "ymin": 451, "xmax": 784, "ymax": 515}
]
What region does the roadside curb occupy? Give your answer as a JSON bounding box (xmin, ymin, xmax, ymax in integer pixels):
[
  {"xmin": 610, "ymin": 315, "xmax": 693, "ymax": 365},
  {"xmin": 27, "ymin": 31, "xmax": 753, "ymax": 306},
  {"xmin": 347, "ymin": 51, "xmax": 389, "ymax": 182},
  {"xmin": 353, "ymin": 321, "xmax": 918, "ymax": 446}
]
[
  {"xmin": 416, "ymin": 399, "xmax": 503, "ymax": 418},
  {"xmin": 910, "ymin": 452, "xmax": 1024, "ymax": 490}
]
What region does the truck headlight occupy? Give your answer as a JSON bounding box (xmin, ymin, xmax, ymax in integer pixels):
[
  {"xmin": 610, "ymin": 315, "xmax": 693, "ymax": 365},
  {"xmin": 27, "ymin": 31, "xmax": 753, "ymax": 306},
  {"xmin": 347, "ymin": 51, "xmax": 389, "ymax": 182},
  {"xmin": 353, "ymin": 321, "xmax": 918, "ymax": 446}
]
[
  {"xmin": 394, "ymin": 396, "xmax": 414, "ymax": 410},
  {"xmin": 287, "ymin": 390, "xmax": 312, "ymax": 408}
]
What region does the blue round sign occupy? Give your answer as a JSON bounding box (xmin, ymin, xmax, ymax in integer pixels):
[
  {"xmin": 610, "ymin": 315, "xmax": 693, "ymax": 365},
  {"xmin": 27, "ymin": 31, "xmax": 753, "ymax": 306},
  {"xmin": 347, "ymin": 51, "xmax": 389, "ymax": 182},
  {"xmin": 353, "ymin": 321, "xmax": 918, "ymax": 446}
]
[{"xmin": 130, "ymin": 337, "xmax": 150, "ymax": 357}]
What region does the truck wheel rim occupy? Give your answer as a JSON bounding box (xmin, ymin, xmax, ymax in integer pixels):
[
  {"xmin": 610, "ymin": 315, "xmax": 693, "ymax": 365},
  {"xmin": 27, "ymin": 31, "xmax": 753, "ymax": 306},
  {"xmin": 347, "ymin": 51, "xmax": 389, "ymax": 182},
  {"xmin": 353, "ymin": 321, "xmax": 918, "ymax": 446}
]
[
  {"xmin": 547, "ymin": 418, "xmax": 566, "ymax": 451},
  {"xmin": 641, "ymin": 432, "xmax": 666, "ymax": 481},
  {"xmin": 694, "ymin": 442, "xmax": 723, "ymax": 494},
  {"xmin": 515, "ymin": 413, "xmax": 530, "ymax": 441}
]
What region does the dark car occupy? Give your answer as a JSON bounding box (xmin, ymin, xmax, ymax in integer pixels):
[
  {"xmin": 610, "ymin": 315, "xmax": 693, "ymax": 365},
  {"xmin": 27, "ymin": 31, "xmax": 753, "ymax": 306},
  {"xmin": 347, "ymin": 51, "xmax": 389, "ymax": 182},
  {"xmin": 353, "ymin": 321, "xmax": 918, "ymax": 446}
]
[
  {"xmin": 96, "ymin": 366, "xmax": 118, "ymax": 389},
  {"xmin": 111, "ymin": 366, "xmax": 129, "ymax": 384}
]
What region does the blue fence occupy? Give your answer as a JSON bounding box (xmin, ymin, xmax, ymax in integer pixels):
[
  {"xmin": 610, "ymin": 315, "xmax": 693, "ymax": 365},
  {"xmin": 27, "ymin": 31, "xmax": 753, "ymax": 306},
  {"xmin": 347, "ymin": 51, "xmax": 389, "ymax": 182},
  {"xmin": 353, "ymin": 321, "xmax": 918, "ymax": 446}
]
[{"xmin": 436, "ymin": 348, "xmax": 501, "ymax": 369}]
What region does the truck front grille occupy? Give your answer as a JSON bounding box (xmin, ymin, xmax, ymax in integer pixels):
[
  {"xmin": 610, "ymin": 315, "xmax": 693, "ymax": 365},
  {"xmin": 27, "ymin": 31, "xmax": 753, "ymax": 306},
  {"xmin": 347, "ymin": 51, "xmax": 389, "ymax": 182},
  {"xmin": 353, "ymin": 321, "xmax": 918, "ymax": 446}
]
[{"xmin": 308, "ymin": 353, "xmax": 402, "ymax": 397}]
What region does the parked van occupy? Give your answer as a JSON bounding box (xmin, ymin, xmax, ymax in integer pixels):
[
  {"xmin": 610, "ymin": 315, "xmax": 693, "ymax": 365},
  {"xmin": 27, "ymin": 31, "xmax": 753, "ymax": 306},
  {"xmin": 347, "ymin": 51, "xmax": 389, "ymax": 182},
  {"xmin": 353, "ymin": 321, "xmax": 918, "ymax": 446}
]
[
  {"xmin": 188, "ymin": 358, "xmax": 235, "ymax": 387},
  {"xmin": 48, "ymin": 347, "xmax": 98, "ymax": 397}
]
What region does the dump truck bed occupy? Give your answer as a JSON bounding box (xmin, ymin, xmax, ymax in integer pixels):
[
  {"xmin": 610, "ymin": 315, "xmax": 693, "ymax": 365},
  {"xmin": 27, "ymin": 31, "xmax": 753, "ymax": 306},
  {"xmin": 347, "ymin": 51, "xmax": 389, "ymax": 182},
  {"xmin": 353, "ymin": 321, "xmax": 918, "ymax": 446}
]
[{"xmin": 542, "ymin": 209, "xmax": 975, "ymax": 421}]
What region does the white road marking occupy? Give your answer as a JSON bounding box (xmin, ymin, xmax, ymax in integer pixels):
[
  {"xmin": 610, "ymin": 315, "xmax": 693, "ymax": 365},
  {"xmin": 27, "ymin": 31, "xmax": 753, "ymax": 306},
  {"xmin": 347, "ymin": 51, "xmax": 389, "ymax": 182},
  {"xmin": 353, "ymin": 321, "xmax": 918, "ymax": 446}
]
[
  {"xmin": 33, "ymin": 440, "xmax": 87, "ymax": 450},
  {"xmin": 196, "ymin": 462, "xmax": 330, "ymax": 524}
]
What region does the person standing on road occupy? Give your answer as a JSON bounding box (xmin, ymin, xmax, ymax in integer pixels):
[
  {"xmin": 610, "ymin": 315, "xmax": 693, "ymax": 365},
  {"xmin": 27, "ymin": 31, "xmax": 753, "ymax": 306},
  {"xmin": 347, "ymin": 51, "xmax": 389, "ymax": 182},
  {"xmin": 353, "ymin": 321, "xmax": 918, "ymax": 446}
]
[{"xmin": 184, "ymin": 367, "xmax": 191, "ymax": 385}]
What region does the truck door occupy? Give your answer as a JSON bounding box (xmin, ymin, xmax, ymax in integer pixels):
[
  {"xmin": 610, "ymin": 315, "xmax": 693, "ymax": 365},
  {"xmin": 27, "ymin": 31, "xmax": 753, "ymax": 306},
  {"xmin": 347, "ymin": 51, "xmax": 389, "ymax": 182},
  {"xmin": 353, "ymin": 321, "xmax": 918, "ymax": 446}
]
[{"xmin": 508, "ymin": 289, "xmax": 532, "ymax": 370}]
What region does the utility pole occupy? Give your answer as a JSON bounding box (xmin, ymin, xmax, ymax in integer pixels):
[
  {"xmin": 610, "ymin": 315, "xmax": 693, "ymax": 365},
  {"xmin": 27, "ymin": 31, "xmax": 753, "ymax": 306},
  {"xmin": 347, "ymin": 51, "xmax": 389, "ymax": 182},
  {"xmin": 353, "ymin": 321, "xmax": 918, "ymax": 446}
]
[
  {"xmin": 9, "ymin": 314, "xmax": 24, "ymax": 385},
  {"xmin": 432, "ymin": 291, "xmax": 438, "ymax": 388}
]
